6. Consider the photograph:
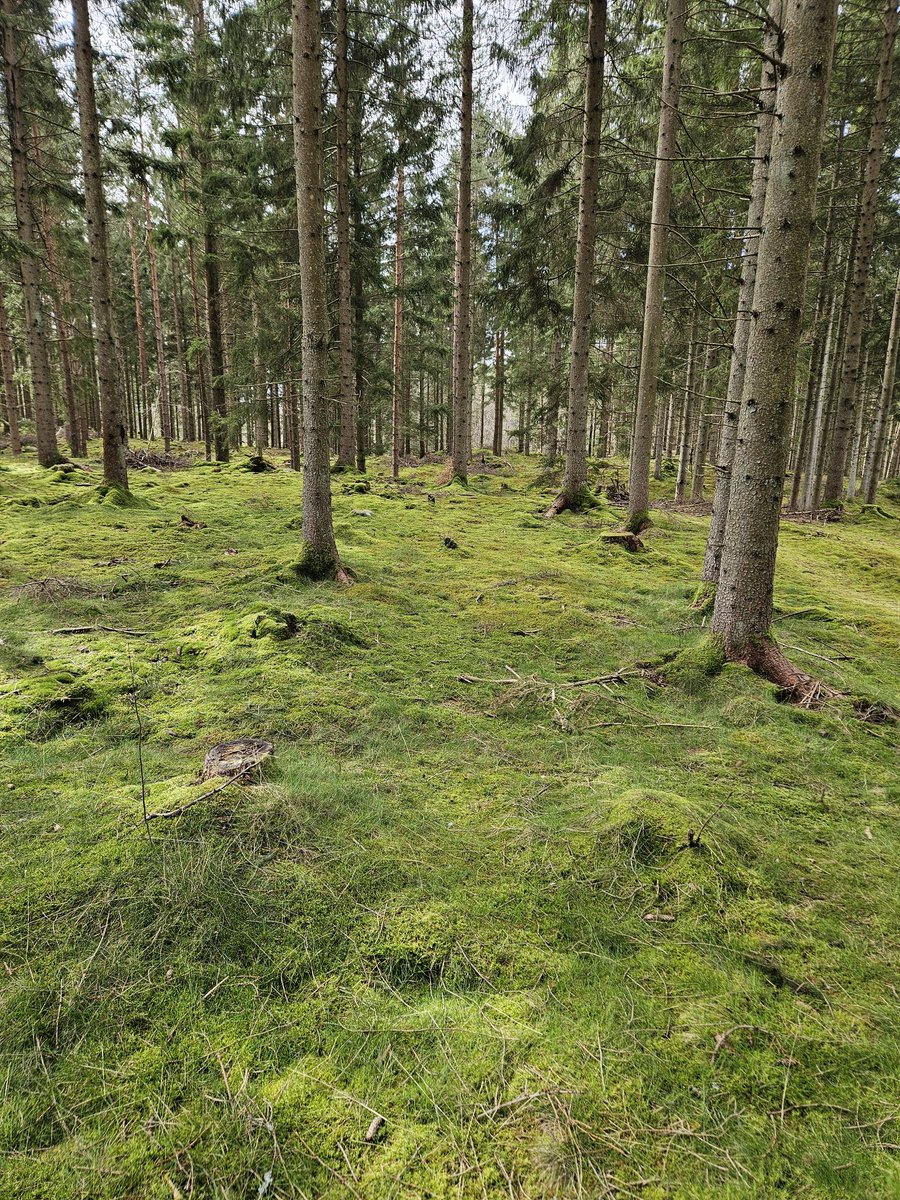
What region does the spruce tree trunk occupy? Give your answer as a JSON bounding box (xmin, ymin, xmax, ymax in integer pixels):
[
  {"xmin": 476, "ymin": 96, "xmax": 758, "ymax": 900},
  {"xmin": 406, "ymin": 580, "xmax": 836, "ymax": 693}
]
[
  {"xmin": 204, "ymin": 230, "xmax": 228, "ymax": 461},
  {"xmin": 493, "ymin": 327, "xmax": 505, "ymax": 455},
  {"xmin": 626, "ymin": 0, "xmax": 685, "ymax": 530},
  {"xmin": 711, "ymin": 0, "xmax": 837, "ymax": 693},
  {"xmin": 544, "ymin": 332, "xmax": 562, "ymax": 462},
  {"xmin": 333, "ymin": 0, "xmax": 357, "ymax": 469},
  {"xmin": 33, "ymin": 125, "xmax": 83, "ymax": 456},
  {"xmin": 701, "ymin": 3, "xmax": 780, "ymax": 579},
  {"xmin": 127, "ymin": 214, "xmax": 151, "ymax": 438},
  {"xmin": 391, "ymin": 163, "xmax": 405, "ymax": 481},
  {"xmin": 862, "ymin": 264, "xmax": 900, "ymax": 503},
  {"xmin": 143, "ymin": 184, "xmax": 172, "ymax": 452},
  {"xmin": 292, "ymin": 0, "xmax": 344, "ymax": 580},
  {"xmin": 0, "ymin": 280, "xmax": 21, "ymax": 454},
  {"xmin": 675, "ymin": 311, "xmax": 699, "ymax": 501},
  {"xmin": 252, "ymin": 298, "xmax": 267, "ymax": 451},
  {"xmin": 72, "ymin": 0, "xmax": 128, "ymax": 486},
  {"xmin": 186, "ymin": 237, "xmax": 211, "ymax": 458},
  {"xmin": 548, "ymin": 0, "xmax": 606, "ymax": 515},
  {"xmin": 1, "ymin": 0, "xmax": 60, "ymax": 467},
  {"xmin": 821, "ymin": 0, "xmax": 898, "ymax": 502},
  {"xmin": 802, "ymin": 292, "xmax": 836, "ymax": 511},
  {"xmin": 449, "ymin": 0, "xmax": 474, "ymax": 483}
]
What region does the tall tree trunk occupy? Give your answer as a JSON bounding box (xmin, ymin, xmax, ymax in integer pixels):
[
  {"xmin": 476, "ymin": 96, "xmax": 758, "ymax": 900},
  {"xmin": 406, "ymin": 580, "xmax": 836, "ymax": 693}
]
[
  {"xmin": 143, "ymin": 184, "xmax": 172, "ymax": 452},
  {"xmin": 493, "ymin": 327, "xmax": 505, "ymax": 455},
  {"xmin": 33, "ymin": 125, "xmax": 82, "ymax": 456},
  {"xmin": 128, "ymin": 214, "xmax": 150, "ymax": 436},
  {"xmin": 547, "ymin": 0, "xmax": 607, "ymax": 515},
  {"xmin": 391, "ymin": 163, "xmax": 405, "ymax": 481},
  {"xmin": 72, "ymin": 0, "xmax": 128, "ymax": 486},
  {"xmin": 171, "ymin": 258, "xmax": 195, "ymax": 441},
  {"xmin": 252, "ymin": 297, "xmax": 267, "ymax": 451},
  {"xmin": 0, "ymin": 280, "xmax": 21, "ymax": 453},
  {"xmin": 701, "ymin": 2, "xmax": 780, "ymax": 580},
  {"xmin": 675, "ymin": 310, "xmax": 699, "ymax": 501},
  {"xmin": 626, "ymin": 0, "xmax": 685, "ymax": 530},
  {"xmin": 1, "ymin": 0, "xmax": 60, "ymax": 466},
  {"xmin": 544, "ymin": 331, "xmax": 562, "ymax": 462},
  {"xmin": 292, "ymin": 0, "xmax": 345, "ymax": 580},
  {"xmin": 448, "ymin": 0, "xmax": 474, "ymax": 483},
  {"xmin": 862, "ymin": 264, "xmax": 900, "ymax": 503},
  {"xmin": 802, "ymin": 292, "xmax": 837, "ymax": 510},
  {"xmin": 710, "ymin": 0, "xmax": 837, "ymax": 696},
  {"xmin": 821, "ymin": 0, "xmax": 898, "ymax": 502},
  {"xmin": 333, "ymin": 0, "xmax": 356, "ymax": 469},
  {"xmin": 185, "ymin": 236, "xmax": 211, "ymax": 458},
  {"xmin": 690, "ymin": 342, "xmax": 714, "ymax": 501}
]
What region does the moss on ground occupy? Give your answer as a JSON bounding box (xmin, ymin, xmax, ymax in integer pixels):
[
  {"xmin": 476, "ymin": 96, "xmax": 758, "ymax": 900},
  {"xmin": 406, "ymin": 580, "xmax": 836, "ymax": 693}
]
[{"xmin": 0, "ymin": 445, "xmax": 898, "ymax": 1198}]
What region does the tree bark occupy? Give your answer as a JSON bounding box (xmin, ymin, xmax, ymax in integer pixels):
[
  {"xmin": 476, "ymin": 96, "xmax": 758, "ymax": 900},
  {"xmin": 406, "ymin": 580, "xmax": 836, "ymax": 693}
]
[
  {"xmin": 548, "ymin": 0, "xmax": 607, "ymax": 515},
  {"xmin": 0, "ymin": 280, "xmax": 21, "ymax": 453},
  {"xmin": 701, "ymin": 2, "xmax": 780, "ymax": 577},
  {"xmin": 292, "ymin": 0, "xmax": 344, "ymax": 579},
  {"xmin": 143, "ymin": 184, "xmax": 172, "ymax": 452},
  {"xmin": 862, "ymin": 264, "xmax": 900, "ymax": 503},
  {"xmin": 493, "ymin": 326, "xmax": 505, "ymax": 455},
  {"xmin": 333, "ymin": 0, "xmax": 356, "ymax": 469},
  {"xmin": 821, "ymin": 0, "xmax": 898, "ymax": 502},
  {"xmin": 391, "ymin": 162, "xmax": 405, "ymax": 481},
  {"xmin": 449, "ymin": 0, "xmax": 474, "ymax": 483},
  {"xmin": 72, "ymin": 0, "xmax": 128, "ymax": 486},
  {"xmin": 626, "ymin": 0, "xmax": 685, "ymax": 530},
  {"xmin": 1, "ymin": 0, "xmax": 60, "ymax": 467},
  {"xmin": 801, "ymin": 291, "xmax": 836, "ymax": 511},
  {"xmin": 675, "ymin": 310, "xmax": 699, "ymax": 501},
  {"xmin": 711, "ymin": 0, "xmax": 837, "ymax": 691}
]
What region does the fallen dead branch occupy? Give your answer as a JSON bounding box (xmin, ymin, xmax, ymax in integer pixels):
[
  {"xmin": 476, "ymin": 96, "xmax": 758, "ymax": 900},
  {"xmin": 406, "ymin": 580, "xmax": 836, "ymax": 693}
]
[
  {"xmin": 145, "ymin": 761, "xmax": 259, "ymax": 822},
  {"xmin": 51, "ymin": 625, "xmax": 149, "ymax": 637}
]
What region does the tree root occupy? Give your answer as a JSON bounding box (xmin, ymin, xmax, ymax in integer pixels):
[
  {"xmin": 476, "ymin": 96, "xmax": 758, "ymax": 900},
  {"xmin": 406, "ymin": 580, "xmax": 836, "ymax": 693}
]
[
  {"xmin": 543, "ymin": 492, "xmax": 570, "ymax": 518},
  {"xmin": 601, "ymin": 531, "xmax": 645, "ymax": 552},
  {"xmin": 739, "ymin": 639, "xmax": 838, "ymax": 707}
]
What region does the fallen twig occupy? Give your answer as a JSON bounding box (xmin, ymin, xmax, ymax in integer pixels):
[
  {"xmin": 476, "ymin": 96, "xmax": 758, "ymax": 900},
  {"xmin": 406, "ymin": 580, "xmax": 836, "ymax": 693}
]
[
  {"xmin": 52, "ymin": 625, "xmax": 149, "ymax": 637},
  {"xmin": 145, "ymin": 761, "xmax": 257, "ymax": 821}
]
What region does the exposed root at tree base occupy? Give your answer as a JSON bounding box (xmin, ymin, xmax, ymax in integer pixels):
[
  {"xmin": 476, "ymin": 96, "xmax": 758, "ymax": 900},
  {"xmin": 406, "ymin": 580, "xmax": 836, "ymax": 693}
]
[
  {"xmin": 543, "ymin": 492, "xmax": 569, "ymax": 518},
  {"xmin": 335, "ymin": 566, "xmax": 354, "ymax": 587},
  {"xmin": 740, "ymin": 640, "xmax": 838, "ymax": 707},
  {"xmin": 602, "ymin": 531, "xmax": 645, "ymax": 552}
]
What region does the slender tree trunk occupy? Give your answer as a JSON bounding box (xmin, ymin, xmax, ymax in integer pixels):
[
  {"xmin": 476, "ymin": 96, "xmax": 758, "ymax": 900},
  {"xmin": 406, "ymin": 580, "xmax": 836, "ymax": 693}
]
[
  {"xmin": 626, "ymin": 0, "xmax": 686, "ymax": 528},
  {"xmin": 127, "ymin": 214, "xmax": 151, "ymax": 438},
  {"xmin": 675, "ymin": 311, "xmax": 699, "ymax": 501},
  {"xmin": 252, "ymin": 297, "xmax": 267, "ymax": 451},
  {"xmin": 1, "ymin": 0, "xmax": 60, "ymax": 466},
  {"xmin": 862, "ymin": 264, "xmax": 900, "ymax": 503},
  {"xmin": 448, "ymin": 0, "xmax": 474, "ymax": 483},
  {"xmin": 493, "ymin": 327, "xmax": 505, "ymax": 455},
  {"xmin": 547, "ymin": 0, "xmax": 607, "ymax": 515},
  {"xmin": 185, "ymin": 237, "xmax": 211, "ymax": 458},
  {"xmin": 33, "ymin": 126, "xmax": 82, "ymax": 456},
  {"xmin": 690, "ymin": 342, "xmax": 713, "ymax": 501},
  {"xmin": 333, "ymin": 0, "xmax": 356, "ymax": 468},
  {"xmin": 545, "ymin": 332, "xmax": 562, "ymax": 462},
  {"xmin": 710, "ymin": 0, "xmax": 837, "ymax": 695},
  {"xmin": 72, "ymin": 0, "xmax": 128, "ymax": 486},
  {"xmin": 292, "ymin": 0, "xmax": 344, "ymax": 579},
  {"xmin": 391, "ymin": 163, "xmax": 405, "ymax": 481},
  {"xmin": 701, "ymin": 3, "xmax": 779, "ymax": 579},
  {"xmin": 822, "ymin": 0, "xmax": 898, "ymax": 502},
  {"xmin": 0, "ymin": 281, "xmax": 21, "ymax": 453},
  {"xmin": 802, "ymin": 293, "xmax": 836, "ymax": 511},
  {"xmin": 143, "ymin": 184, "xmax": 171, "ymax": 452},
  {"xmin": 171, "ymin": 258, "xmax": 195, "ymax": 441}
]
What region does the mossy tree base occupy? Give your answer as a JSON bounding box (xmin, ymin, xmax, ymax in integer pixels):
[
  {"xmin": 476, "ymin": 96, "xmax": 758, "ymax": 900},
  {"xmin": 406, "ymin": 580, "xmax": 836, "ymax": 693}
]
[
  {"xmin": 544, "ymin": 486, "xmax": 598, "ymax": 518},
  {"xmin": 691, "ymin": 578, "xmax": 717, "ymax": 613}
]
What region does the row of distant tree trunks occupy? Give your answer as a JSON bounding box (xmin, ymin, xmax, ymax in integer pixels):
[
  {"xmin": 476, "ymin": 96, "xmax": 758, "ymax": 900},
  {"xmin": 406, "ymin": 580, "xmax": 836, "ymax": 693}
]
[{"xmin": 2, "ymin": 0, "xmax": 898, "ymax": 615}]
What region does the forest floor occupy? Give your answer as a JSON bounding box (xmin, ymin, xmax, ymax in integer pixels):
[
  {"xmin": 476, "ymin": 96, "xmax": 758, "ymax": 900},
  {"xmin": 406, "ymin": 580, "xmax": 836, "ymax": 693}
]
[{"xmin": 1, "ymin": 446, "xmax": 898, "ymax": 1200}]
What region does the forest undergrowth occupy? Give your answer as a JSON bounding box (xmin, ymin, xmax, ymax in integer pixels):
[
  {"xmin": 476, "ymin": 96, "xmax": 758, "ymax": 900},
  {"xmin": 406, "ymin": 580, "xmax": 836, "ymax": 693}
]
[{"xmin": 0, "ymin": 447, "xmax": 898, "ymax": 1199}]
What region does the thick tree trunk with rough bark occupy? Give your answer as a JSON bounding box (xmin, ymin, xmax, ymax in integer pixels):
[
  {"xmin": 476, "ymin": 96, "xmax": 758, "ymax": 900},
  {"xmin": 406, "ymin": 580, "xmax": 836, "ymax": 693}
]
[
  {"xmin": 862, "ymin": 264, "xmax": 900, "ymax": 503},
  {"xmin": 701, "ymin": 3, "xmax": 780, "ymax": 580},
  {"xmin": 292, "ymin": 0, "xmax": 344, "ymax": 580},
  {"xmin": 822, "ymin": 0, "xmax": 898, "ymax": 503},
  {"xmin": 448, "ymin": 0, "xmax": 474, "ymax": 483},
  {"xmin": 547, "ymin": 0, "xmax": 606, "ymax": 515},
  {"xmin": 0, "ymin": 281, "xmax": 21, "ymax": 453},
  {"xmin": 626, "ymin": 0, "xmax": 685, "ymax": 530},
  {"xmin": 391, "ymin": 163, "xmax": 405, "ymax": 481},
  {"xmin": 72, "ymin": 0, "xmax": 128, "ymax": 486},
  {"xmin": 333, "ymin": 0, "xmax": 356, "ymax": 469},
  {"xmin": 711, "ymin": 0, "xmax": 837, "ymax": 695},
  {"xmin": 2, "ymin": 0, "xmax": 60, "ymax": 467}
]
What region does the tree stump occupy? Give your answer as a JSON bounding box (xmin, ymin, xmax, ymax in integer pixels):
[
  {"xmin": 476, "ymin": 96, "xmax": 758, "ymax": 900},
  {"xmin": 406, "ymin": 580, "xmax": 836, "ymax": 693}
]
[{"xmin": 200, "ymin": 738, "xmax": 274, "ymax": 782}]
